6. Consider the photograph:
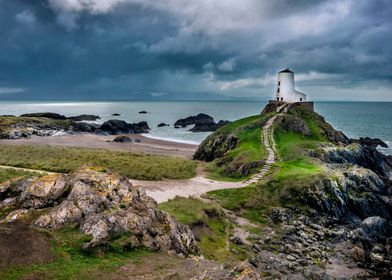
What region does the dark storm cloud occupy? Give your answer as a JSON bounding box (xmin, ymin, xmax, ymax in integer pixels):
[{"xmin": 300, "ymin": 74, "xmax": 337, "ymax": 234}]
[{"xmin": 0, "ymin": 0, "xmax": 391, "ymax": 100}]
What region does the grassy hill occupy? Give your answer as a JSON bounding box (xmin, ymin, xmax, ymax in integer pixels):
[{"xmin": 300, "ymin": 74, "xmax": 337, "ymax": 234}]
[{"xmin": 194, "ymin": 113, "xmax": 275, "ymax": 181}]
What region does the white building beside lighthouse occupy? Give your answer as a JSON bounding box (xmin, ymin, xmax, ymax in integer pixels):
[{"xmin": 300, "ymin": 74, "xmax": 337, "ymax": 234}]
[{"xmin": 275, "ymin": 68, "xmax": 306, "ymax": 103}]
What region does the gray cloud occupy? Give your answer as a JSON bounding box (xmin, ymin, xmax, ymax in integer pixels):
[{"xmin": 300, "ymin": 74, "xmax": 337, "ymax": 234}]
[{"xmin": 0, "ymin": 0, "xmax": 391, "ymax": 100}]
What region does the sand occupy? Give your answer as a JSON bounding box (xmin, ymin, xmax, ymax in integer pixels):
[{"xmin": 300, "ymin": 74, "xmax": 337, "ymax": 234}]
[{"xmin": 0, "ymin": 133, "xmax": 197, "ymax": 159}]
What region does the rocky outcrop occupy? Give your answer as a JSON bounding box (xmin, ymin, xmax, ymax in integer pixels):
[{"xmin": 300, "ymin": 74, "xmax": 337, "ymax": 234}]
[
  {"xmin": 157, "ymin": 123, "xmax": 169, "ymax": 127},
  {"xmin": 317, "ymin": 143, "xmax": 392, "ymax": 178},
  {"xmin": 68, "ymin": 114, "xmax": 100, "ymax": 121},
  {"xmin": 20, "ymin": 112, "xmax": 67, "ymax": 120},
  {"xmin": 174, "ymin": 113, "xmax": 213, "ymax": 128},
  {"xmin": 0, "ymin": 167, "xmax": 198, "ymax": 256},
  {"xmin": 189, "ymin": 120, "xmax": 231, "ymax": 133},
  {"xmin": 351, "ymin": 137, "xmax": 388, "ymax": 149},
  {"xmin": 0, "ymin": 115, "xmax": 98, "ymax": 139},
  {"xmin": 193, "ymin": 133, "xmax": 237, "ymax": 161},
  {"xmin": 303, "ymin": 166, "xmax": 391, "ymax": 221},
  {"xmin": 112, "ymin": 136, "xmax": 141, "ymax": 143},
  {"xmin": 97, "ymin": 120, "xmax": 150, "ymax": 135},
  {"xmin": 278, "ymin": 114, "xmax": 312, "ymax": 136},
  {"xmin": 288, "ymin": 103, "xmax": 350, "ymax": 144}
]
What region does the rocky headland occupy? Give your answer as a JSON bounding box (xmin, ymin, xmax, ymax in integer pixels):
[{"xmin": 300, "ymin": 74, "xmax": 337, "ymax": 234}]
[{"xmin": 194, "ymin": 102, "xmax": 392, "ymax": 279}]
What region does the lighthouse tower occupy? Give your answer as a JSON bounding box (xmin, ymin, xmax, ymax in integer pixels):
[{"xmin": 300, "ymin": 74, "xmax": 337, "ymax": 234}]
[{"xmin": 275, "ymin": 68, "xmax": 306, "ymax": 103}]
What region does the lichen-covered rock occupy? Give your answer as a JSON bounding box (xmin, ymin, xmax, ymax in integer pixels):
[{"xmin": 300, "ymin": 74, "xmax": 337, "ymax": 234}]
[
  {"xmin": 304, "ymin": 167, "xmax": 391, "ymax": 220},
  {"xmin": 0, "ymin": 166, "xmax": 198, "ymax": 256}
]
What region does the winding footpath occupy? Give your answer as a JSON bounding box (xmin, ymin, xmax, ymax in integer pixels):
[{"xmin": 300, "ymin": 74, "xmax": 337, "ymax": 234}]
[
  {"xmin": 139, "ymin": 103, "xmax": 289, "ymax": 203},
  {"xmin": 0, "ymin": 104, "xmax": 288, "ymax": 203}
]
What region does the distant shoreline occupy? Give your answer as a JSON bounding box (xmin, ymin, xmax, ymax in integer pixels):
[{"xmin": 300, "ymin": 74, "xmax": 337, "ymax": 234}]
[{"xmin": 0, "ymin": 133, "xmax": 198, "ymax": 159}]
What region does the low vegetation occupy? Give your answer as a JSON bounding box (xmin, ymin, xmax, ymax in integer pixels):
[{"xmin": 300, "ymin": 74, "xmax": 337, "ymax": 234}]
[
  {"xmin": 159, "ymin": 197, "xmax": 250, "ymax": 262},
  {"xmin": 0, "ymin": 144, "xmax": 197, "ymax": 180},
  {"xmin": 0, "ymin": 228, "xmax": 152, "ymax": 280},
  {"xmin": 0, "ymin": 168, "xmax": 42, "ymax": 184},
  {"xmin": 197, "ymin": 113, "xmax": 274, "ymax": 181}
]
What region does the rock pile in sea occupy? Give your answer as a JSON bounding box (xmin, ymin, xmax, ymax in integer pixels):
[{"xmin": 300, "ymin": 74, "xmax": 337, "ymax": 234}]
[
  {"xmin": 97, "ymin": 119, "xmax": 150, "ymax": 135},
  {"xmin": 174, "ymin": 113, "xmax": 230, "ymax": 132},
  {"xmin": 0, "ymin": 166, "xmax": 198, "ymax": 256}
]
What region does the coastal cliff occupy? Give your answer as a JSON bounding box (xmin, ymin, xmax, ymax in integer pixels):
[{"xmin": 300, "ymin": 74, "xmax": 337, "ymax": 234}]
[{"xmin": 195, "ymin": 102, "xmax": 392, "ymax": 279}]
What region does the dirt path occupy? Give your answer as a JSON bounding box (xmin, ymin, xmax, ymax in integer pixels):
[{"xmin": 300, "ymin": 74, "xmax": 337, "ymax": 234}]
[
  {"xmin": 135, "ymin": 105, "xmax": 289, "ymax": 203},
  {"xmin": 0, "ymin": 165, "xmax": 57, "ymax": 175}
]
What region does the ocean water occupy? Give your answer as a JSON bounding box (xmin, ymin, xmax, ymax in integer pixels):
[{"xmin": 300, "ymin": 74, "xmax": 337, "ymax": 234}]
[{"xmin": 0, "ymin": 101, "xmax": 390, "ymax": 155}]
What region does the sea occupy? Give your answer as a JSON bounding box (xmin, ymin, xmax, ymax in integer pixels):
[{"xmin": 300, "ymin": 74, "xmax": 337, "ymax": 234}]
[{"xmin": 0, "ymin": 101, "xmax": 391, "ymax": 155}]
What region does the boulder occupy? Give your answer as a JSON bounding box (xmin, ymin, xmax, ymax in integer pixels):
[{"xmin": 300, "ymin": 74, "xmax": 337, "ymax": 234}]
[
  {"xmin": 174, "ymin": 113, "xmax": 214, "ymax": 128},
  {"xmin": 71, "ymin": 122, "xmax": 98, "ymax": 133},
  {"xmin": 352, "ymin": 246, "xmax": 366, "ymax": 263},
  {"xmin": 361, "ymin": 216, "xmax": 390, "ymax": 238},
  {"xmin": 139, "ymin": 111, "xmax": 148, "ymax": 114},
  {"xmin": 98, "ymin": 120, "xmax": 150, "ymax": 135},
  {"xmin": 157, "ymin": 123, "xmax": 169, "ymax": 127},
  {"xmin": 111, "ymin": 113, "xmax": 121, "ymax": 116},
  {"xmin": 189, "ymin": 120, "xmax": 230, "ymax": 133},
  {"xmin": 351, "ymin": 137, "xmax": 388, "ymax": 149},
  {"xmin": 0, "ymin": 166, "xmax": 199, "ymax": 256},
  {"xmin": 112, "ymin": 136, "xmax": 141, "ymax": 143},
  {"xmin": 68, "ymin": 114, "xmax": 100, "ymax": 121},
  {"xmin": 20, "ymin": 112, "xmax": 67, "ymax": 120}
]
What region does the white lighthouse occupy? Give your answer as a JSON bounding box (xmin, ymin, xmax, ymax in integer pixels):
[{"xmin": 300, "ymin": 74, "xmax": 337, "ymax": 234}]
[{"xmin": 275, "ymin": 68, "xmax": 306, "ymax": 103}]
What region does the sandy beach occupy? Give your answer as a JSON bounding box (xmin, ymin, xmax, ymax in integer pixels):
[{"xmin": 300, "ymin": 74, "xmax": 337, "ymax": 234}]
[{"xmin": 0, "ymin": 133, "xmax": 198, "ymax": 159}]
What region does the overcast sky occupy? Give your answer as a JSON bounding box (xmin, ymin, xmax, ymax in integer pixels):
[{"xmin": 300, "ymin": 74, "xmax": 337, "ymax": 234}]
[{"xmin": 0, "ymin": 0, "xmax": 391, "ymax": 101}]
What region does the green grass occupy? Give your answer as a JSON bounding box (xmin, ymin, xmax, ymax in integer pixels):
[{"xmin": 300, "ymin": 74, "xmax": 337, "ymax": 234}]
[
  {"xmin": 0, "ymin": 144, "xmax": 197, "ymax": 180},
  {"xmin": 0, "ymin": 168, "xmax": 41, "ymax": 184},
  {"xmin": 274, "ymin": 129, "xmax": 323, "ymax": 161},
  {"xmin": 207, "ymin": 159, "xmax": 322, "ymax": 224},
  {"xmin": 159, "ymin": 197, "xmax": 245, "ymax": 262},
  {"xmin": 205, "ymin": 113, "xmax": 274, "ymax": 180},
  {"xmin": 0, "ymin": 228, "xmax": 152, "ymax": 280}
]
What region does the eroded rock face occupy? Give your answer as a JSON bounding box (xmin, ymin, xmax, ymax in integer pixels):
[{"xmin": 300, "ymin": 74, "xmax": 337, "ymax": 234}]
[
  {"xmin": 278, "ymin": 114, "xmax": 312, "ymax": 136},
  {"xmin": 319, "ymin": 143, "xmax": 392, "ymax": 178},
  {"xmin": 0, "ymin": 167, "xmax": 198, "ymax": 256}
]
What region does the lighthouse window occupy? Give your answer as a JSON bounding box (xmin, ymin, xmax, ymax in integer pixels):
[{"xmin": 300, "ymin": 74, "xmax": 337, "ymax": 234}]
[
  {"xmin": 277, "ymin": 88, "xmax": 280, "ymax": 93},
  {"xmin": 278, "ymin": 81, "xmax": 280, "ymax": 86}
]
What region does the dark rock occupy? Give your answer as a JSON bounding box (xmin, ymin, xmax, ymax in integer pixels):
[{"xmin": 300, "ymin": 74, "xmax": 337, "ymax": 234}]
[
  {"xmin": 139, "ymin": 111, "xmax": 148, "ymax": 114},
  {"xmin": 279, "ymin": 115, "xmax": 312, "ymax": 136},
  {"xmin": 98, "ymin": 120, "xmax": 150, "ymax": 135},
  {"xmin": 351, "ymin": 137, "xmax": 388, "ymax": 149},
  {"xmin": 112, "ymin": 136, "xmax": 141, "ymax": 143},
  {"xmin": 189, "ymin": 120, "xmax": 230, "ymax": 132},
  {"xmin": 68, "ymin": 114, "xmax": 100, "ymax": 121},
  {"xmin": 361, "ymin": 216, "xmax": 391, "ymax": 239},
  {"xmin": 157, "ymin": 123, "xmax": 169, "ymax": 127},
  {"xmin": 20, "ymin": 112, "xmax": 67, "ymax": 120},
  {"xmin": 318, "ymin": 143, "xmax": 392, "ymax": 178},
  {"xmin": 238, "ymin": 160, "xmax": 264, "ymax": 176},
  {"xmin": 193, "ymin": 133, "xmax": 237, "ymax": 161},
  {"xmin": 71, "ymin": 122, "xmax": 98, "ymax": 133},
  {"xmin": 111, "ymin": 113, "xmax": 121, "ymax": 116},
  {"xmin": 174, "ymin": 113, "xmax": 213, "ymax": 128}
]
